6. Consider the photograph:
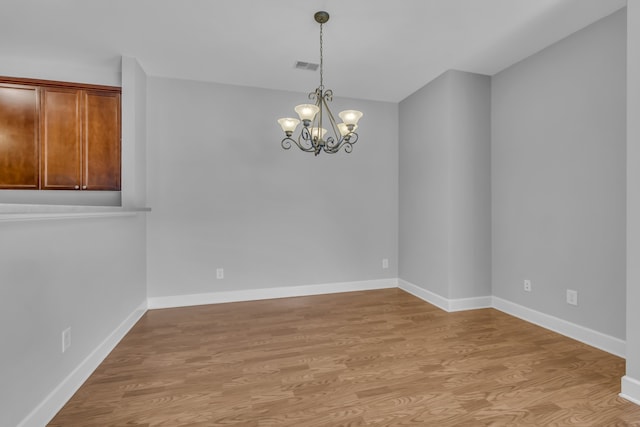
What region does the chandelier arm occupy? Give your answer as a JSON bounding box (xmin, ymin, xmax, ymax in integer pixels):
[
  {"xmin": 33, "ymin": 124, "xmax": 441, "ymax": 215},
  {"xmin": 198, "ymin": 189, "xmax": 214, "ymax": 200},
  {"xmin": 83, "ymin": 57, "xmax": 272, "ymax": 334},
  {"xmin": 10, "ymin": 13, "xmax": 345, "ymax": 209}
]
[
  {"xmin": 324, "ymin": 140, "xmax": 350, "ymax": 154},
  {"xmin": 338, "ymin": 139, "xmax": 354, "ymax": 153},
  {"xmin": 321, "ymin": 93, "xmax": 341, "ymax": 148},
  {"xmin": 323, "ymin": 144, "xmax": 339, "ymax": 154},
  {"xmin": 307, "ymin": 110, "xmax": 321, "ymax": 151},
  {"xmin": 296, "ymin": 127, "xmax": 317, "ymax": 152},
  {"xmin": 324, "ymin": 136, "xmax": 336, "ymax": 151},
  {"xmin": 309, "ymin": 88, "xmax": 322, "ymax": 102},
  {"xmin": 301, "ymin": 126, "xmax": 313, "ymax": 143},
  {"xmin": 324, "ymin": 137, "xmax": 339, "ymax": 151},
  {"xmin": 325, "ymin": 136, "xmax": 344, "ymax": 153},
  {"xmin": 318, "ymin": 93, "xmax": 324, "ymax": 136},
  {"xmin": 282, "ymin": 137, "xmax": 314, "ymax": 152},
  {"xmin": 307, "ymin": 88, "xmax": 323, "ymax": 145},
  {"xmin": 324, "ymin": 132, "xmax": 357, "ymax": 154},
  {"xmin": 281, "ymin": 137, "xmax": 293, "ymax": 150}
]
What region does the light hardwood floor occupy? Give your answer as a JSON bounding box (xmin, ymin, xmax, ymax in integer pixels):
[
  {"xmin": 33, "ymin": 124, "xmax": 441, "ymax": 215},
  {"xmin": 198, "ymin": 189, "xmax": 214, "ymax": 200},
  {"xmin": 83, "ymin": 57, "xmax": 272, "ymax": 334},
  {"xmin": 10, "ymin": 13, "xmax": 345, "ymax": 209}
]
[{"xmin": 49, "ymin": 289, "xmax": 640, "ymax": 426}]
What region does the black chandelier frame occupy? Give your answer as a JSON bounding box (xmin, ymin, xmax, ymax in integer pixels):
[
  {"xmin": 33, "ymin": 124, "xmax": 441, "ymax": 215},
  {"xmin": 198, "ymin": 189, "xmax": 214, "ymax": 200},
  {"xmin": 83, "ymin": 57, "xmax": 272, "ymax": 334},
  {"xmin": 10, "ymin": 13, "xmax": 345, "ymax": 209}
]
[
  {"xmin": 281, "ymin": 87, "xmax": 359, "ymax": 156},
  {"xmin": 278, "ymin": 11, "xmax": 361, "ymax": 156}
]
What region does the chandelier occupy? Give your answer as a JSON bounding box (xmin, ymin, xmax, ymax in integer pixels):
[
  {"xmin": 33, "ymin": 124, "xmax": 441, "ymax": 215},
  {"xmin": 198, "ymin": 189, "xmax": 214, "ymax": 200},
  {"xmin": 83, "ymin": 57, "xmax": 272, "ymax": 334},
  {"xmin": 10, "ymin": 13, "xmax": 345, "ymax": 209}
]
[{"xmin": 277, "ymin": 11, "xmax": 363, "ymax": 156}]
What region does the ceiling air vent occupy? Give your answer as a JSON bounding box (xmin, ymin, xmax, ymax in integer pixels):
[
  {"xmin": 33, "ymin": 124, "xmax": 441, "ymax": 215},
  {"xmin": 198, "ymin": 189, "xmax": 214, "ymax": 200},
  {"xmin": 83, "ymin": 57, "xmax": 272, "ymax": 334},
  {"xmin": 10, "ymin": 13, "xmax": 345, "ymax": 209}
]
[{"xmin": 295, "ymin": 61, "xmax": 319, "ymax": 71}]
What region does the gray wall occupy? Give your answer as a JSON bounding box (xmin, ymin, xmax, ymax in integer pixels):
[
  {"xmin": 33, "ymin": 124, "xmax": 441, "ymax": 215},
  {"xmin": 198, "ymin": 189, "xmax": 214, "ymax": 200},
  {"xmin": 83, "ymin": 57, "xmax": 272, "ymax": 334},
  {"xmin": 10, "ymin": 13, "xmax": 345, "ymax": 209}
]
[
  {"xmin": 399, "ymin": 70, "xmax": 491, "ymax": 299},
  {"xmin": 492, "ymin": 9, "xmax": 627, "ymax": 339},
  {"xmin": 0, "ymin": 215, "xmax": 147, "ymax": 427},
  {"xmin": 627, "ymin": 2, "xmax": 640, "ymax": 383},
  {"xmin": 448, "ymin": 71, "xmax": 492, "ymax": 299},
  {"xmin": 399, "ymin": 72, "xmax": 451, "ymax": 297},
  {"xmin": 122, "ymin": 57, "xmax": 148, "ymax": 209},
  {"xmin": 0, "ymin": 57, "xmax": 149, "ymax": 427},
  {"xmin": 146, "ymin": 77, "xmax": 399, "ymax": 298}
]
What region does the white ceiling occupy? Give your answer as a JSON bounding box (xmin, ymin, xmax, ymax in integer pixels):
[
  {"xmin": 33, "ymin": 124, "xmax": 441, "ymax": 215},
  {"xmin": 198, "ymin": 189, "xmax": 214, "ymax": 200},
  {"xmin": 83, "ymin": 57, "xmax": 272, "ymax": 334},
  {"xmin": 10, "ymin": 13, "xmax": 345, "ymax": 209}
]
[{"xmin": 0, "ymin": 0, "xmax": 627, "ymax": 102}]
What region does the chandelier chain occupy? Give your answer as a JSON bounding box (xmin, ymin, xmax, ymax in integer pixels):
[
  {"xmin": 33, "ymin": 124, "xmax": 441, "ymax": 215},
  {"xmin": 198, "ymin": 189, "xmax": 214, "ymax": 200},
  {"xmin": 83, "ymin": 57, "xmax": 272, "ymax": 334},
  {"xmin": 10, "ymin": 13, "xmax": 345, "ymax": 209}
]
[{"xmin": 319, "ymin": 22, "xmax": 324, "ymax": 89}]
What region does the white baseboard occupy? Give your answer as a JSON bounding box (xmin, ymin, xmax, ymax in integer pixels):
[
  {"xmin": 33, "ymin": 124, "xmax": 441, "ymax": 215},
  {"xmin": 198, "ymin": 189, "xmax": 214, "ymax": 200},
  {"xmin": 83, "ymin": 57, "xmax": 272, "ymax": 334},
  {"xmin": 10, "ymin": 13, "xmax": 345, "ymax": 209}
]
[
  {"xmin": 147, "ymin": 279, "xmax": 398, "ymax": 310},
  {"xmin": 621, "ymin": 376, "xmax": 640, "ymax": 406},
  {"xmin": 398, "ymin": 279, "xmax": 492, "ymax": 312},
  {"xmin": 492, "ymin": 296, "xmax": 626, "ymax": 358},
  {"xmin": 398, "ymin": 279, "xmax": 450, "ymax": 311},
  {"xmin": 17, "ymin": 300, "xmax": 148, "ymax": 427},
  {"xmin": 449, "ymin": 295, "xmax": 493, "ymax": 312},
  {"xmin": 398, "ymin": 279, "xmax": 624, "ymax": 358}
]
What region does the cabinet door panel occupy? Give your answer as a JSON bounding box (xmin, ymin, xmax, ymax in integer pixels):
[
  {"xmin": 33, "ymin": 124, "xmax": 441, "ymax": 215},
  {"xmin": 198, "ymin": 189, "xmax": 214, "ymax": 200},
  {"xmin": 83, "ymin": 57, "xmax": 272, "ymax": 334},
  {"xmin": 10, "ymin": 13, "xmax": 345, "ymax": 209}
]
[
  {"xmin": 0, "ymin": 84, "xmax": 39, "ymax": 189},
  {"xmin": 84, "ymin": 91, "xmax": 120, "ymax": 190},
  {"xmin": 41, "ymin": 88, "xmax": 81, "ymax": 189}
]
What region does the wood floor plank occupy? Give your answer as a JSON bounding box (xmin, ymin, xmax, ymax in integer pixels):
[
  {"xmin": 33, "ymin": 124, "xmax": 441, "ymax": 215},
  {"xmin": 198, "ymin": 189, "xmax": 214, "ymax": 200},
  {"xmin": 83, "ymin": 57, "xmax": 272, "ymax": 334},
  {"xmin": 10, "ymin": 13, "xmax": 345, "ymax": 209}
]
[{"xmin": 48, "ymin": 289, "xmax": 640, "ymax": 426}]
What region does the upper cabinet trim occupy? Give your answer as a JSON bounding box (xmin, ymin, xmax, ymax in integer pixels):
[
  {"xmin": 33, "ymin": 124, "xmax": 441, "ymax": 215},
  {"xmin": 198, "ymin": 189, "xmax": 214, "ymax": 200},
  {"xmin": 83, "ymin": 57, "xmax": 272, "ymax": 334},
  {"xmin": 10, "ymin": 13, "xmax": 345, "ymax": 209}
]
[{"xmin": 0, "ymin": 76, "xmax": 120, "ymax": 93}]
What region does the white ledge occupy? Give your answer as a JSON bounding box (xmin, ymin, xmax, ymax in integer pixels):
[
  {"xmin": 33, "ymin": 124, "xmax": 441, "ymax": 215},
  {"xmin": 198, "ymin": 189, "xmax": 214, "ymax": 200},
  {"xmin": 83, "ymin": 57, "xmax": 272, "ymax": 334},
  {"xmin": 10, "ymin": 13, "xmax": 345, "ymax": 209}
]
[{"xmin": 0, "ymin": 204, "xmax": 150, "ymax": 222}]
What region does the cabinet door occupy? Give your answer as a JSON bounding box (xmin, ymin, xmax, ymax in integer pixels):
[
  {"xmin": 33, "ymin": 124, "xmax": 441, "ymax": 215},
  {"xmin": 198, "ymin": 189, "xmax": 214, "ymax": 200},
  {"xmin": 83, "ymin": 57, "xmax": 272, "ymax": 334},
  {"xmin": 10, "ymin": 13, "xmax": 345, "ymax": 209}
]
[
  {"xmin": 83, "ymin": 90, "xmax": 121, "ymax": 190},
  {"xmin": 0, "ymin": 84, "xmax": 39, "ymax": 189},
  {"xmin": 41, "ymin": 88, "xmax": 81, "ymax": 189}
]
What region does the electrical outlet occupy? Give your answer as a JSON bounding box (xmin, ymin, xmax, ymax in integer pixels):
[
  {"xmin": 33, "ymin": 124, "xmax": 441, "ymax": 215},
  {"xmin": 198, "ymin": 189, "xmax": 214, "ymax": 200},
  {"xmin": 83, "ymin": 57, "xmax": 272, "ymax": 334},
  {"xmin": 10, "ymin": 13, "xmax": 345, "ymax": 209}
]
[
  {"xmin": 382, "ymin": 258, "xmax": 389, "ymax": 269},
  {"xmin": 216, "ymin": 268, "xmax": 224, "ymax": 279},
  {"xmin": 567, "ymin": 289, "xmax": 578, "ymax": 306},
  {"xmin": 524, "ymin": 280, "xmax": 532, "ymax": 292},
  {"xmin": 62, "ymin": 328, "xmax": 71, "ymax": 353}
]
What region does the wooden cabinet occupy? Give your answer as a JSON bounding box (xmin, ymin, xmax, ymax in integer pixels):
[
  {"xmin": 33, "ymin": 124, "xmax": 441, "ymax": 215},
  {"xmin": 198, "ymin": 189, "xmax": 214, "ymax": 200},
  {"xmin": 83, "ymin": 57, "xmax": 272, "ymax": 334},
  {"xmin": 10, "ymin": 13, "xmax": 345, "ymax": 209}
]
[
  {"xmin": 0, "ymin": 77, "xmax": 121, "ymax": 191},
  {"xmin": 0, "ymin": 83, "xmax": 39, "ymax": 189},
  {"xmin": 83, "ymin": 90, "xmax": 121, "ymax": 190},
  {"xmin": 41, "ymin": 87, "xmax": 82, "ymax": 189},
  {"xmin": 41, "ymin": 88, "xmax": 121, "ymax": 190}
]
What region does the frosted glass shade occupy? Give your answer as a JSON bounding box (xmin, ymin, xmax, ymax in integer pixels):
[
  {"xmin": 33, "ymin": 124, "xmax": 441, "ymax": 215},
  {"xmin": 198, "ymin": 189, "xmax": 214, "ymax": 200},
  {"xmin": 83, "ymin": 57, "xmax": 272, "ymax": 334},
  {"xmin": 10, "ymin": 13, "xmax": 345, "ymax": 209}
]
[
  {"xmin": 337, "ymin": 123, "xmax": 358, "ymax": 136},
  {"xmin": 278, "ymin": 117, "xmax": 300, "ymax": 133},
  {"xmin": 310, "ymin": 127, "xmax": 328, "ymax": 140},
  {"xmin": 295, "ymin": 104, "xmax": 320, "ymax": 121},
  {"xmin": 338, "ymin": 110, "xmax": 363, "ymax": 126}
]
